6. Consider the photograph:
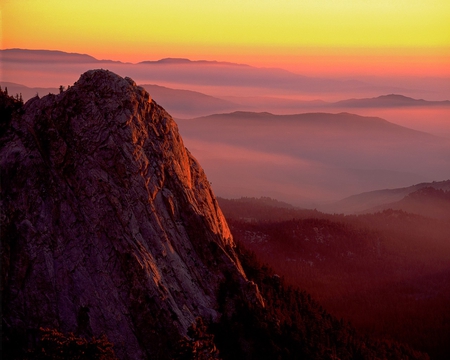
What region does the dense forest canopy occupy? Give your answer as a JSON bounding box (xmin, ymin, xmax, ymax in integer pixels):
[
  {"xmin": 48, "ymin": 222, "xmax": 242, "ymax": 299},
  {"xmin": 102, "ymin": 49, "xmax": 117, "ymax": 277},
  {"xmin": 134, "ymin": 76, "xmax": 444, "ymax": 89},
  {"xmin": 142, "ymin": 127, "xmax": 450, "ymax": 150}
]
[{"xmin": 218, "ymin": 197, "xmax": 450, "ymax": 359}]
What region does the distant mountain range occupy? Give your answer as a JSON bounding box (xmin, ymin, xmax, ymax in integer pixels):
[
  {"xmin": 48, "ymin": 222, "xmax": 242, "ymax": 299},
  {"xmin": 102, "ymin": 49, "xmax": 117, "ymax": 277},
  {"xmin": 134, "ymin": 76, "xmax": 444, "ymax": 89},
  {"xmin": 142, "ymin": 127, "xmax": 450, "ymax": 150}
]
[
  {"xmin": 2, "ymin": 77, "xmax": 447, "ymax": 204},
  {"xmin": 322, "ymin": 180, "xmax": 450, "ymax": 216},
  {"xmin": 4, "ymin": 68, "xmax": 435, "ymax": 360},
  {"xmin": 1, "ymin": 48, "xmax": 430, "ymax": 97},
  {"xmin": 0, "ymin": 49, "xmax": 246, "ymax": 66},
  {"xmin": 0, "ymin": 48, "xmax": 126, "ymax": 64},
  {"xmin": 332, "ymin": 94, "xmax": 450, "ymax": 108},
  {"xmin": 0, "ymin": 81, "xmax": 58, "ymax": 101},
  {"xmin": 140, "ymin": 84, "xmax": 238, "ymax": 118},
  {"xmin": 177, "ymin": 111, "xmax": 450, "ymax": 205},
  {"xmin": 367, "ymin": 186, "xmax": 450, "ymax": 219},
  {"xmin": 138, "ymin": 57, "xmax": 251, "ymax": 67},
  {"xmin": 2, "ymin": 49, "xmax": 449, "ymax": 204},
  {"xmin": 2, "ymin": 80, "xmax": 448, "ymax": 119}
]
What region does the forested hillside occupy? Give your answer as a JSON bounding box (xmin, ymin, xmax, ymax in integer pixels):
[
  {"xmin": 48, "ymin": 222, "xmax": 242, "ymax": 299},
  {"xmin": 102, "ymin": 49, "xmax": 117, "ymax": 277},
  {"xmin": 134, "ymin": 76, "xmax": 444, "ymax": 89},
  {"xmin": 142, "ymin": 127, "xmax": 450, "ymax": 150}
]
[
  {"xmin": 209, "ymin": 243, "xmax": 428, "ymax": 360},
  {"xmin": 219, "ymin": 197, "xmax": 450, "ymax": 359}
]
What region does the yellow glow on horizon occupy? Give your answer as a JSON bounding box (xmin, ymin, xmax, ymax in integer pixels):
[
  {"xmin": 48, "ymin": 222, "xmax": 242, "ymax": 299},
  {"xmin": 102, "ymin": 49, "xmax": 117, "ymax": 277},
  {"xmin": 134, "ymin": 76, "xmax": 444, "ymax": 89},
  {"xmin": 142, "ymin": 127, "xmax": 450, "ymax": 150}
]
[{"xmin": 1, "ymin": 0, "xmax": 449, "ymax": 73}]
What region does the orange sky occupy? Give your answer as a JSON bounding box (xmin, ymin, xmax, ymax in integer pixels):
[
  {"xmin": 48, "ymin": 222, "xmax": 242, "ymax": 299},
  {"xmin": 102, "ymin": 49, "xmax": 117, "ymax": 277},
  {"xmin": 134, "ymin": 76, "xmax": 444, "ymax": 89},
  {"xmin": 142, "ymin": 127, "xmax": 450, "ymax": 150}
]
[{"xmin": 1, "ymin": 0, "xmax": 450, "ymax": 76}]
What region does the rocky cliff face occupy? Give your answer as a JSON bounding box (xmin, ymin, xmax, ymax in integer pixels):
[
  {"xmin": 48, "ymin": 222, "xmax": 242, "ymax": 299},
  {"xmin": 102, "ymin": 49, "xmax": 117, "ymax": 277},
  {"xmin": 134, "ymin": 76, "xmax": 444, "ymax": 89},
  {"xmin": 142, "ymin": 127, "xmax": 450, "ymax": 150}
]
[{"xmin": 1, "ymin": 70, "xmax": 261, "ymax": 359}]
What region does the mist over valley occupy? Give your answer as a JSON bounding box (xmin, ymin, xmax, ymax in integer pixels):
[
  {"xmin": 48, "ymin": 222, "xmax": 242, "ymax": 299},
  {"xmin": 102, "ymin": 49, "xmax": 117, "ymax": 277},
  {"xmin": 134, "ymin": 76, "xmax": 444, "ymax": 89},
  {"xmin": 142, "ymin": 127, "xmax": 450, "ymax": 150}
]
[
  {"xmin": 2, "ymin": 48, "xmax": 450, "ymax": 359},
  {"xmin": 3, "ymin": 49, "xmax": 450, "ymax": 206},
  {"xmin": 177, "ymin": 111, "xmax": 450, "ymax": 207}
]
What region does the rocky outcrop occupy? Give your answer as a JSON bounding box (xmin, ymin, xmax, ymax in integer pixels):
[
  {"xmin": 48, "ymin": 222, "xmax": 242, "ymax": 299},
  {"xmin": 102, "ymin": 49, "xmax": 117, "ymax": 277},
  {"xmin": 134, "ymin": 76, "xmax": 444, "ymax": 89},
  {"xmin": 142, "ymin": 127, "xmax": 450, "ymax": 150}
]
[{"xmin": 1, "ymin": 70, "xmax": 262, "ymax": 359}]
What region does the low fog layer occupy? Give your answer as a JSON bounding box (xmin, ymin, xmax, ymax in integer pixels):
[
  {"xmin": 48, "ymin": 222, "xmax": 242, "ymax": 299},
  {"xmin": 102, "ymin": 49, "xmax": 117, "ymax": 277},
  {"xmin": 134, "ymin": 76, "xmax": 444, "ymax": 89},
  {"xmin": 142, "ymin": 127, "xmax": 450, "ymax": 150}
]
[
  {"xmin": 3, "ymin": 82, "xmax": 450, "ymax": 139},
  {"xmin": 3, "ymin": 49, "xmax": 450, "ymax": 206},
  {"xmin": 177, "ymin": 112, "xmax": 450, "ymax": 207}
]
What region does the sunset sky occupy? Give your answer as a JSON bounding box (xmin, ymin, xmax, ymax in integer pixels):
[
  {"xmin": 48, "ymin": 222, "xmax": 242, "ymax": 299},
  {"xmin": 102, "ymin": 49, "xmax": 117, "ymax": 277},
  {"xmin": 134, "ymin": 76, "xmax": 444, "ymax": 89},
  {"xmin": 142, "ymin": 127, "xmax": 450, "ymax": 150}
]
[{"xmin": 1, "ymin": 0, "xmax": 450, "ymax": 76}]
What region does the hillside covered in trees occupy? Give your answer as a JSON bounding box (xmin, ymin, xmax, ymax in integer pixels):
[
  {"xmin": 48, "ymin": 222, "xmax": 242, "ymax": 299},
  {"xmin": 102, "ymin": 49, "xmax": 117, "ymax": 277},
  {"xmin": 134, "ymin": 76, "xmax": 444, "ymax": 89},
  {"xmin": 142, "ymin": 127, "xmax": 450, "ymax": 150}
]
[{"xmin": 219, "ymin": 197, "xmax": 450, "ymax": 359}]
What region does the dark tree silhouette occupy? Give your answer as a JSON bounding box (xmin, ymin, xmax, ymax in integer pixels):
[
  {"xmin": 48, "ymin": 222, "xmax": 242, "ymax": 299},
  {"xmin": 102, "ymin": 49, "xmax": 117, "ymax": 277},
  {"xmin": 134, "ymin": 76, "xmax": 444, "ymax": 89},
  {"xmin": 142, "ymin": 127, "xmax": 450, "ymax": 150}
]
[{"xmin": 175, "ymin": 318, "xmax": 221, "ymax": 360}]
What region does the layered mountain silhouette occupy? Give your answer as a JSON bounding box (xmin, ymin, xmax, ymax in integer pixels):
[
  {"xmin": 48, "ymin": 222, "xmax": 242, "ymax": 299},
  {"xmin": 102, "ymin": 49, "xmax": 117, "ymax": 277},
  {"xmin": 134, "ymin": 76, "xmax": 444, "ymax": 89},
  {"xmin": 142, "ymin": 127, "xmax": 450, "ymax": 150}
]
[
  {"xmin": 1, "ymin": 48, "xmax": 121, "ymax": 64},
  {"xmin": 4, "ymin": 80, "xmax": 450, "ymax": 120},
  {"xmin": 0, "ymin": 81, "xmax": 240, "ymax": 119},
  {"xmin": 0, "ymin": 81, "xmax": 59, "ymax": 103},
  {"xmin": 1, "ymin": 69, "xmax": 436, "ymax": 360},
  {"xmin": 2, "ymin": 48, "xmax": 448, "ymax": 360},
  {"xmin": 2, "ymin": 49, "xmax": 415, "ymax": 96},
  {"xmin": 140, "ymin": 84, "xmax": 238, "ymax": 118},
  {"xmin": 367, "ymin": 186, "xmax": 450, "ymax": 219},
  {"xmin": 323, "ymin": 180, "xmax": 450, "ymax": 215},
  {"xmin": 138, "ymin": 58, "xmax": 250, "ymax": 67},
  {"xmin": 331, "ymin": 94, "xmax": 450, "ymax": 108},
  {"xmin": 177, "ymin": 112, "xmax": 450, "ymax": 205}
]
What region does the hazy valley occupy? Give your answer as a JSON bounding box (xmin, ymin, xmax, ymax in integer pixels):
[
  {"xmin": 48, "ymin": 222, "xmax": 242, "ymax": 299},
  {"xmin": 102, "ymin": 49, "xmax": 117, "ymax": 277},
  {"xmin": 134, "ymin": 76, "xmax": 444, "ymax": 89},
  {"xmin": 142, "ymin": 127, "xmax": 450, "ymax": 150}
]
[
  {"xmin": 177, "ymin": 111, "xmax": 450, "ymax": 207},
  {"xmin": 2, "ymin": 49, "xmax": 450, "ymax": 359},
  {"xmin": 3, "ymin": 50, "xmax": 450, "ymax": 207}
]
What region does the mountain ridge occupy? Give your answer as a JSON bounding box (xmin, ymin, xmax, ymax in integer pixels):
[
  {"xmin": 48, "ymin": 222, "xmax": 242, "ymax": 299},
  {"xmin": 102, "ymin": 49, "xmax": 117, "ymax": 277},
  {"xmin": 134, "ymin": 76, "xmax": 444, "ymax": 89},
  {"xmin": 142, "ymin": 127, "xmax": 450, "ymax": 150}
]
[
  {"xmin": 2, "ymin": 81, "xmax": 449, "ymax": 120},
  {"xmin": 1, "ymin": 69, "xmax": 261, "ymax": 359},
  {"xmin": 365, "ymin": 187, "xmax": 450, "ymax": 220},
  {"xmin": 0, "ymin": 48, "xmax": 381, "ymax": 94},
  {"xmin": 6, "ymin": 48, "xmax": 449, "ymax": 103},
  {"xmin": 187, "ymin": 110, "xmax": 443, "ymax": 139},
  {"xmin": 177, "ymin": 111, "xmax": 450, "ymax": 205},
  {"xmin": 321, "ymin": 180, "xmax": 450, "ymax": 214},
  {"xmin": 138, "ymin": 57, "xmax": 251, "ymax": 67},
  {"xmin": 139, "ymin": 84, "xmax": 239, "ymax": 118},
  {"xmin": 1, "ymin": 70, "xmax": 437, "ymax": 360},
  {"xmin": 332, "ymin": 94, "xmax": 450, "ymax": 107}
]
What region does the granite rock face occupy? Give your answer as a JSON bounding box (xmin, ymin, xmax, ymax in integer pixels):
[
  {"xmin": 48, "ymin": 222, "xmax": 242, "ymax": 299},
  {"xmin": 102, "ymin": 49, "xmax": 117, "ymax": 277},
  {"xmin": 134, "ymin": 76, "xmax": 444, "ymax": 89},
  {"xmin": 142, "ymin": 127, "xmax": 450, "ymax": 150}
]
[{"xmin": 1, "ymin": 70, "xmax": 261, "ymax": 359}]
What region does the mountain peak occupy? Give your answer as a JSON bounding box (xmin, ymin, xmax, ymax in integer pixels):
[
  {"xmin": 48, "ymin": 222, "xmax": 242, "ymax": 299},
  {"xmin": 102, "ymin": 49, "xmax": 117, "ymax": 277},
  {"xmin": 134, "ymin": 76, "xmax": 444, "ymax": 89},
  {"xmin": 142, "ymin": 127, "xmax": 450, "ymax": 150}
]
[
  {"xmin": 77, "ymin": 68, "xmax": 137, "ymax": 88},
  {"xmin": 1, "ymin": 48, "xmax": 99, "ymax": 63},
  {"xmin": 1, "ymin": 70, "xmax": 261, "ymax": 359},
  {"xmin": 138, "ymin": 57, "xmax": 249, "ymax": 67}
]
